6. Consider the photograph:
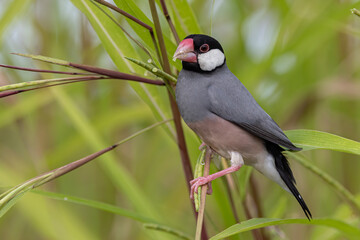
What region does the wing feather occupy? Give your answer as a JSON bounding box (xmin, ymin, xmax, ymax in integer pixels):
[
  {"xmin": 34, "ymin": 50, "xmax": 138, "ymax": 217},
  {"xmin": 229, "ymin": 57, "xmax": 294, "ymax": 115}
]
[{"xmin": 208, "ymin": 74, "xmax": 301, "ymax": 151}]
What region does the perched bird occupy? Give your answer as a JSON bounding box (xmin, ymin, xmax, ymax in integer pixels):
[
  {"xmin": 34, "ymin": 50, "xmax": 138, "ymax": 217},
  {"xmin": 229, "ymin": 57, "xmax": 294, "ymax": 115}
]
[{"xmin": 173, "ymin": 34, "xmax": 311, "ymax": 219}]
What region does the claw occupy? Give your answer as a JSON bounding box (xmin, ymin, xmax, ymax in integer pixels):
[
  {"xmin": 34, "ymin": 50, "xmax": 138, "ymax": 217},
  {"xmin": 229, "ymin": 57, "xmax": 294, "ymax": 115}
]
[
  {"xmin": 199, "ymin": 142, "xmax": 207, "ymax": 150},
  {"xmin": 190, "ymin": 176, "xmax": 212, "ymax": 200},
  {"xmin": 189, "ymin": 165, "xmax": 242, "ymax": 200}
]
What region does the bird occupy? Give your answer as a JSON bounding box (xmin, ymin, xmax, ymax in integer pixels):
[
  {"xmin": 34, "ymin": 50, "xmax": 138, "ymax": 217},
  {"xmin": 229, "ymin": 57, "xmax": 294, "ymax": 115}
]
[{"xmin": 173, "ymin": 34, "xmax": 312, "ymax": 219}]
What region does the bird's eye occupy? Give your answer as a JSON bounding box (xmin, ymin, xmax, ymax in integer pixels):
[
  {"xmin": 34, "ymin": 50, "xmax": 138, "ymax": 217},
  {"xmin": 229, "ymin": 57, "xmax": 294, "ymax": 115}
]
[{"xmin": 199, "ymin": 44, "xmax": 210, "ymax": 53}]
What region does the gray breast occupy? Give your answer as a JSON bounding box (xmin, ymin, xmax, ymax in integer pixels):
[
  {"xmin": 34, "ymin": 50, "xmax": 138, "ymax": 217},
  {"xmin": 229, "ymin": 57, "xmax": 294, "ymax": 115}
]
[{"xmin": 175, "ymin": 69, "xmax": 212, "ymax": 123}]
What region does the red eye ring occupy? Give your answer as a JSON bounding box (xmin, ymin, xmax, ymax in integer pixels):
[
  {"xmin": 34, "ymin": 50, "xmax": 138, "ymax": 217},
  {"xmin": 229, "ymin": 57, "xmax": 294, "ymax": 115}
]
[{"xmin": 199, "ymin": 44, "xmax": 210, "ymax": 53}]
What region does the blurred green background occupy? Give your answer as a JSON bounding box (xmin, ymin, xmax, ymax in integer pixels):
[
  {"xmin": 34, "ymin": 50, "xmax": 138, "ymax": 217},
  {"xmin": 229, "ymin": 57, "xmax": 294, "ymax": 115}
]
[{"xmin": 0, "ymin": 0, "xmax": 359, "ymax": 239}]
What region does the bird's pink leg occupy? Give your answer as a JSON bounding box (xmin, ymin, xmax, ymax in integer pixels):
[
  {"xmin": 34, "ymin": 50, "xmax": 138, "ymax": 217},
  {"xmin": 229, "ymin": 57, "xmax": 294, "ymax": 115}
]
[{"xmin": 190, "ymin": 165, "xmax": 242, "ymax": 199}]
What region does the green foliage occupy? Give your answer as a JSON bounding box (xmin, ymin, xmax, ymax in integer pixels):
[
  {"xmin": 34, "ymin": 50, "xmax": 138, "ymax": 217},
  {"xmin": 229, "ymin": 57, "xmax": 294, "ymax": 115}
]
[
  {"xmin": 210, "ymin": 218, "xmax": 360, "ymax": 240},
  {"xmin": 286, "ymin": 129, "xmax": 360, "ymax": 154},
  {"xmin": 0, "ymin": 0, "xmax": 359, "ymax": 239}
]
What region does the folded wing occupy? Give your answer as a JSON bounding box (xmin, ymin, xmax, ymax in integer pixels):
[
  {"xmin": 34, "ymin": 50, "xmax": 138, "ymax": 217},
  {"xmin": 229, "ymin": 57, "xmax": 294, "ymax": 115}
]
[{"xmin": 208, "ymin": 74, "xmax": 301, "ymax": 151}]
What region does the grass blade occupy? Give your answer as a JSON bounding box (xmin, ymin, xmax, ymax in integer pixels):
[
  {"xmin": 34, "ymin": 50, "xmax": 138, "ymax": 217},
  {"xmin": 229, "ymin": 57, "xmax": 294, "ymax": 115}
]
[
  {"xmin": 210, "ymin": 218, "xmax": 360, "ymax": 240},
  {"xmin": 33, "ymin": 190, "xmax": 192, "ymax": 240},
  {"xmin": 285, "ymin": 129, "xmax": 360, "ymax": 155}
]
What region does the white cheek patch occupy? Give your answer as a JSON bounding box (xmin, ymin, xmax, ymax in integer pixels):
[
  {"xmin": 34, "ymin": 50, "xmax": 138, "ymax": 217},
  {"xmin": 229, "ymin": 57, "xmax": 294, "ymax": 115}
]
[{"xmin": 198, "ymin": 49, "xmax": 225, "ymax": 71}]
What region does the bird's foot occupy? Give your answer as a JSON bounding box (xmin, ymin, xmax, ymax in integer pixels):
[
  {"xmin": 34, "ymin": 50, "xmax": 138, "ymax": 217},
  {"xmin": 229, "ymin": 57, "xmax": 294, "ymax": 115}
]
[
  {"xmin": 190, "ymin": 176, "xmax": 213, "ymax": 200},
  {"xmin": 189, "ymin": 164, "xmax": 242, "ymax": 200},
  {"xmin": 198, "ymin": 142, "xmax": 207, "ymax": 150}
]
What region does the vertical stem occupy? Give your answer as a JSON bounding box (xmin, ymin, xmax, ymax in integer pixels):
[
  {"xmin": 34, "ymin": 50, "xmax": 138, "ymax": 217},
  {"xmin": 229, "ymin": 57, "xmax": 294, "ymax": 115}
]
[
  {"xmin": 195, "ymin": 147, "xmax": 211, "ymax": 240},
  {"xmin": 148, "ymin": 0, "xmax": 171, "ymax": 72},
  {"xmin": 242, "ymin": 201, "xmax": 263, "ymax": 240},
  {"xmin": 221, "ymin": 158, "xmax": 240, "ymax": 222},
  {"xmin": 249, "ymin": 175, "xmax": 268, "ymax": 240},
  {"xmin": 149, "ymin": 30, "xmax": 162, "ymax": 65},
  {"xmin": 148, "ymin": 1, "xmax": 208, "ymax": 239},
  {"xmin": 159, "ymin": 0, "xmax": 180, "ymax": 44}
]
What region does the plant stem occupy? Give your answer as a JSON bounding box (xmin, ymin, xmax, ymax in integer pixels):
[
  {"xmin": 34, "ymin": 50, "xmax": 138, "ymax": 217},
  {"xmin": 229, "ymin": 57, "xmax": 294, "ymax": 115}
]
[
  {"xmin": 221, "ymin": 158, "xmax": 240, "ymax": 222},
  {"xmin": 93, "ymin": 0, "xmax": 152, "ymax": 30},
  {"xmin": 0, "ymin": 64, "xmax": 93, "ymax": 75},
  {"xmin": 249, "ymin": 175, "xmax": 269, "ymax": 240},
  {"xmin": 91, "ymin": 0, "xmax": 155, "ymax": 62},
  {"xmin": 148, "ymin": 0, "xmax": 171, "ymax": 73},
  {"xmin": 92, "ymin": 0, "xmax": 161, "ymax": 62},
  {"xmin": 8, "ymin": 53, "xmax": 165, "ymax": 85},
  {"xmin": 0, "ymin": 79, "xmax": 91, "ymax": 98},
  {"xmin": 0, "ymin": 120, "xmax": 171, "ymax": 204},
  {"xmin": 0, "ymin": 76, "xmax": 104, "ymax": 92},
  {"xmin": 148, "ymin": 1, "xmax": 208, "ymax": 238},
  {"xmin": 159, "ymin": 0, "xmax": 180, "ymax": 44},
  {"xmin": 195, "ymin": 147, "xmax": 211, "ymax": 240},
  {"xmin": 125, "ymin": 57, "xmax": 177, "ymax": 84},
  {"xmin": 69, "ymin": 63, "xmax": 165, "ymax": 85}
]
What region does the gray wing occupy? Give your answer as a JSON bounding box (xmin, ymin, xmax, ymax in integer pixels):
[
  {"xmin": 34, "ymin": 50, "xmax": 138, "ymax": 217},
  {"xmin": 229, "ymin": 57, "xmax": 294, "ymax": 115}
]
[{"xmin": 208, "ymin": 74, "xmax": 301, "ymax": 151}]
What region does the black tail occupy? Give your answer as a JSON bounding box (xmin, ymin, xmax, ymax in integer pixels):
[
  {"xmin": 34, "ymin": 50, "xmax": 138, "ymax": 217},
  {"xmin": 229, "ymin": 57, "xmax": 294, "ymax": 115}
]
[{"xmin": 265, "ymin": 141, "xmax": 312, "ymax": 220}]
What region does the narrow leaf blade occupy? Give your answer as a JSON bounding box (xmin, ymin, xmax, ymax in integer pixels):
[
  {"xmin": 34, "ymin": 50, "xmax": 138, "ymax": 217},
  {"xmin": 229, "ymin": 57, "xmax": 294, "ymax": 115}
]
[
  {"xmin": 210, "ymin": 218, "xmax": 360, "ymax": 240},
  {"xmin": 285, "ymin": 129, "xmax": 360, "ymax": 155}
]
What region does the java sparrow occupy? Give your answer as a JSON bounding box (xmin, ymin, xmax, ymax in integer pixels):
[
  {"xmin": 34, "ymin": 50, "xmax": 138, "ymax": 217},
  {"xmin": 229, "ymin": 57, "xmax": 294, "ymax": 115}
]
[{"xmin": 173, "ymin": 34, "xmax": 311, "ymax": 219}]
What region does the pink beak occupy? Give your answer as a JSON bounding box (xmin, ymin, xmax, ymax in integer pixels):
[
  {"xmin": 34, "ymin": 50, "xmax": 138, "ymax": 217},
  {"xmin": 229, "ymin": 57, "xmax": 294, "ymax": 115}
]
[{"xmin": 173, "ymin": 38, "xmax": 197, "ymax": 63}]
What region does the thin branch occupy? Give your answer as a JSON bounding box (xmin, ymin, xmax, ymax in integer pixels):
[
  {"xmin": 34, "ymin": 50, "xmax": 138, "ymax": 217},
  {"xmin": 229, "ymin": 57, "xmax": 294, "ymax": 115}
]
[
  {"xmin": 148, "ymin": 0, "xmax": 172, "ymax": 73},
  {"xmin": 91, "ymin": 0, "xmax": 156, "ymax": 63},
  {"xmin": 125, "ymin": 57, "xmax": 177, "ymax": 84},
  {"xmin": 221, "ymin": 158, "xmax": 240, "ymax": 222},
  {"xmin": 159, "ymin": 0, "xmax": 180, "ymax": 44},
  {"xmin": 69, "ymin": 63, "xmax": 165, "ymax": 85},
  {"xmin": 148, "ymin": 1, "xmax": 207, "ymax": 238},
  {"xmin": 0, "ymin": 78, "xmax": 114, "ymax": 99},
  {"xmin": 249, "ymin": 175, "xmax": 269, "ymax": 240},
  {"xmin": 195, "ymin": 147, "xmax": 211, "ymax": 240},
  {"xmin": 125, "ymin": 57, "xmax": 176, "ymax": 98},
  {"xmin": 0, "ymin": 64, "xmax": 93, "ymax": 75},
  {"xmin": 93, "ymin": 0, "xmax": 152, "ymax": 30},
  {"xmin": 92, "ymin": 0, "xmax": 161, "ymax": 61},
  {"xmin": 0, "ymin": 79, "xmax": 94, "ymax": 98},
  {"xmin": 0, "ymin": 75, "xmax": 104, "ymax": 92},
  {"xmin": 3, "ymin": 54, "xmax": 165, "ymax": 86},
  {"xmin": 0, "ymin": 120, "xmax": 172, "ymax": 204}
]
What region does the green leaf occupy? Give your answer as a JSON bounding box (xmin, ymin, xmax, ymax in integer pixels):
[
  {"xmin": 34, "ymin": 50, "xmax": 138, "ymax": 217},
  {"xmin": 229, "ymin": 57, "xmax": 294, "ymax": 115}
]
[
  {"xmin": 166, "ymin": 0, "xmax": 202, "ymax": 37},
  {"xmin": 71, "ymin": 0, "xmax": 175, "ymax": 139},
  {"xmin": 113, "ymin": 0, "xmax": 154, "ymax": 49},
  {"xmin": 285, "ymin": 129, "xmax": 360, "ymax": 155},
  {"xmin": 0, "ymin": 191, "xmax": 27, "ymax": 218},
  {"xmin": 0, "ymin": 76, "xmax": 85, "ymax": 92},
  {"xmin": 32, "ymin": 190, "xmax": 157, "ymax": 223},
  {"xmin": 114, "ymin": 0, "xmax": 179, "ymax": 64},
  {"xmin": 33, "ymin": 190, "xmax": 192, "ymax": 240},
  {"xmin": 143, "ymin": 223, "xmax": 192, "ymax": 240},
  {"xmin": 210, "ymin": 218, "xmax": 360, "ymax": 240},
  {"xmin": 12, "ymin": 53, "xmax": 70, "ymax": 66}
]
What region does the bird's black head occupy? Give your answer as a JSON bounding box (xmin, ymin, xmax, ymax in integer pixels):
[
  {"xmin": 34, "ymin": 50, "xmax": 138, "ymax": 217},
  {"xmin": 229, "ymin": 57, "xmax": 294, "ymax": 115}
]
[{"xmin": 173, "ymin": 34, "xmax": 226, "ymax": 72}]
